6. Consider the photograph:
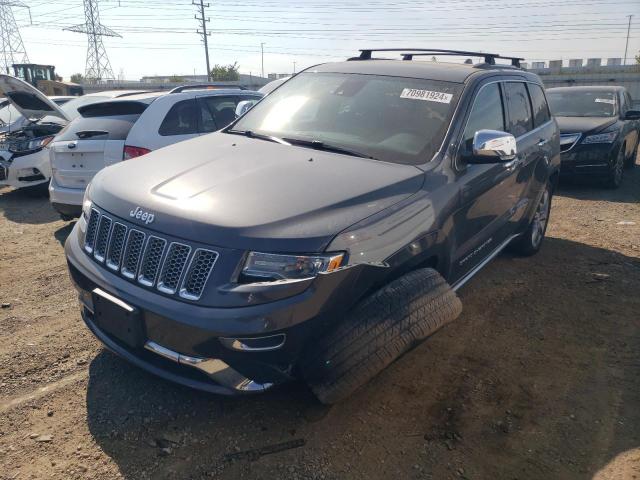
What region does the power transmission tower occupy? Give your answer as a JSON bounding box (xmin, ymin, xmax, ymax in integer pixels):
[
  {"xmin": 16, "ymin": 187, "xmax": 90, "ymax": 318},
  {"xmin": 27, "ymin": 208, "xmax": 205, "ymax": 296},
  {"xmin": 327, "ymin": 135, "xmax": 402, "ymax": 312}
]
[
  {"xmin": 194, "ymin": 0, "xmax": 211, "ymax": 81},
  {"xmin": 0, "ymin": 0, "xmax": 29, "ymax": 74},
  {"xmin": 64, "ymin": 0, "xmax": 120, "ymax": 83}
]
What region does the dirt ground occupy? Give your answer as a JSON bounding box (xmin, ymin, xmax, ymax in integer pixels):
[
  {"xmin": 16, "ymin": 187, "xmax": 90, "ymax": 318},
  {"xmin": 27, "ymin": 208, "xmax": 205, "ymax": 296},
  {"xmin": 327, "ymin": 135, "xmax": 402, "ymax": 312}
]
[{"xmin": 1, "ymin": 158, "xmax": 639, "ymax": 480}]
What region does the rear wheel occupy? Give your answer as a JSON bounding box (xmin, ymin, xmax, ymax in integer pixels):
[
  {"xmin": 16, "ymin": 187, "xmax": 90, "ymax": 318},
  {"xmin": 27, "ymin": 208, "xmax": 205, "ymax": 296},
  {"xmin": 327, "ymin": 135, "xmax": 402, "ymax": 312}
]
[
  {"xmin": 509, "ymin": 181, "xmax": 552, "ymax": 256},
  {"xmin": 302, "ymin": 268, "xmax": 462, "ymax": 404},
  {"xmin": 605, "ymin": 145, "xmax": 625, "ymax": 188}
]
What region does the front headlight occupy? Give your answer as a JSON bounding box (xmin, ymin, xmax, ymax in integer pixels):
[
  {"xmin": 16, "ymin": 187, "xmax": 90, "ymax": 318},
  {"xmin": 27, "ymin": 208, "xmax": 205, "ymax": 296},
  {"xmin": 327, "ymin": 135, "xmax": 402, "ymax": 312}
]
[
  {"xmin": 582, "ymin": 131, "xmax": 618, "ymax": 144},
  {"xmin": 9, "ymin": 135, "xmax": 55, "ymax": 153},
  {"xmin": 81, "ymin": 185, "xmax": 92, "ymax": 220},
  {"xmin": 242, "ymin": 252, "xmax": 345, "ymax": 281}
]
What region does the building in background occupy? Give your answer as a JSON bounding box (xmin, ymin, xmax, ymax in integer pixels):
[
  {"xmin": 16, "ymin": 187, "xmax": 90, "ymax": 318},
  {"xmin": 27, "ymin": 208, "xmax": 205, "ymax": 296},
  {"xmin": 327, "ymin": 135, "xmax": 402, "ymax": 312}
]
[
  {"xmin": 548, "ymin": 60, "xmax": 563, "ymax": 69},
  {"xmin": 587, "ymin": 58, "xmax": 602, "ymax": 67},
  {"xmin": 569, "ymin": 59, "xmax": 583, "ymax": 68},
  {"xmin": 607, "ymin": 58, "xmax": 622, "ymax": 66}
]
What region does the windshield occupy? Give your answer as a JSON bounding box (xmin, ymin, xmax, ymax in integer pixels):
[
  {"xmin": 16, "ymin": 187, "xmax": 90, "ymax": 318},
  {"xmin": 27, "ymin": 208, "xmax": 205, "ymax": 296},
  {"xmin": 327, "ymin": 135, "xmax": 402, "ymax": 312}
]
[
  {"xmin": 547, "ymin": 90, "xmax": 617, "ymax": 118},
  {"xmin": 232, "ymin": 72, "xmax": 462, "ymax": 165},
  {"xmin": 60, "ymin": 95, "xmax": 111, "ymax": 119},
  {"xmin": 0, "ymin": 103, "xmax": 22, "ymax": 125}
]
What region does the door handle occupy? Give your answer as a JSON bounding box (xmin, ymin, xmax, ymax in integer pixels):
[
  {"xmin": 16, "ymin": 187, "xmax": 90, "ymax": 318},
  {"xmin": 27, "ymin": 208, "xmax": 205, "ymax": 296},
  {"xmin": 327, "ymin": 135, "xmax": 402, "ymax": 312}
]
[{"xmin": 537, "ymin": 138, "xmax": 549, "ymax": 147}]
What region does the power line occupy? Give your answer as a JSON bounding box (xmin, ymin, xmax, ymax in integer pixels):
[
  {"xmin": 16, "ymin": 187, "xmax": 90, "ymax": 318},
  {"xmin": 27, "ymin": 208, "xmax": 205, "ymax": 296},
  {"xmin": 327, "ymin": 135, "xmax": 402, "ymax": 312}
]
[
  {"xmin": 64, "ymin": 0, "xmax": 120, "ymax": 82},
  {"xmin": 0, "ymin": 0, "xmax": 29, "ymax": 73},
  {"xmin": 194, "ymin": 0, "xmax": 211, "ymax": 80}
]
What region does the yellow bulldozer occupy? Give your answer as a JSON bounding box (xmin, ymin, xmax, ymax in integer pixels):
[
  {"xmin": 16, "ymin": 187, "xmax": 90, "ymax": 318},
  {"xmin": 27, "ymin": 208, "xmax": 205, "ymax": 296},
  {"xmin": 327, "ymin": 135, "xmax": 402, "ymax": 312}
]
[{"xmin": 11, "ymin": 64, "xmax": 83, "ymax": 97}]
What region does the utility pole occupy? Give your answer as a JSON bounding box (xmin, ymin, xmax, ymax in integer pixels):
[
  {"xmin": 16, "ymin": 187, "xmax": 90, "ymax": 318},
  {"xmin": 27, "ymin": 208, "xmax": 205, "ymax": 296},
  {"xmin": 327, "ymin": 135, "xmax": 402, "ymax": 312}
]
[
  {"xmin": 293, "ymin": 60, "xmax": 296, "ymax": 74},
  {"xmin": 65, "ymin": 0, "xmax": 120, "ymax": 83},
  {"xmin": 623, "ymin": 15, "xmax": 633, "ymax": 66},
  {"xmin": 261, "ymin": 42, "xmax": 265, "ymax": 78},
  {"xmin": 194, "ymin": 0, "xmax": 211, "ymax": 81},
  {"xmin": 0, "ymin": 0, "xmax": 30, "ymax": 74}
]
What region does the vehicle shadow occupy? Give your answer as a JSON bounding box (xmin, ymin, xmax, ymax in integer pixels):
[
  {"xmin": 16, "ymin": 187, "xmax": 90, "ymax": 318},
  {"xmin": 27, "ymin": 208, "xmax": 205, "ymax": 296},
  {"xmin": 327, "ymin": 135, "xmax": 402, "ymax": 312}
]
[
  {"xmin": 84, "ymin": 236, "xmax": 640, "ymax": 480},
  {"xmin": 0, "ymin": 186, "xmax": 60, "ymax": 225},
  {"xmin": 556, "ymin": 154, "xmax": 639, "ymax": 204},
  {"xmin": 54, "ymin": 221, "xmax": 75, "ymax": 246}
]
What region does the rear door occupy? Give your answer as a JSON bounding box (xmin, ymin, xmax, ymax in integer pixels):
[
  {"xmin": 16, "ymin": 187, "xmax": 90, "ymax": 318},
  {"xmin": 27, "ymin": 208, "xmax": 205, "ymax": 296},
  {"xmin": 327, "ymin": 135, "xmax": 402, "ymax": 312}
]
[{"xmin": 50, "ymin": 102, "xmax": 145, "ymax": 189}]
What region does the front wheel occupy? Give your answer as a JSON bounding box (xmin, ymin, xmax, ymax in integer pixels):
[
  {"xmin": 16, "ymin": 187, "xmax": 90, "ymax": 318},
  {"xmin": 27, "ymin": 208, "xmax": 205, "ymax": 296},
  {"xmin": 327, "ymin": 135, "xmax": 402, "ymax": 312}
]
[
  {"xmin": 625, "ymin": 141, "xmax": 638, "ymax": 169},
  {"xmin": 509, "ymin": 182, "xmax": 552, "ymax": 257},
  {"xmin": 605, "ymin": 145, "xmax": 625, "ymax": 188},
  {"xmin": 301, "ymin": 268, "xmax": 462, "ymax": 404}
]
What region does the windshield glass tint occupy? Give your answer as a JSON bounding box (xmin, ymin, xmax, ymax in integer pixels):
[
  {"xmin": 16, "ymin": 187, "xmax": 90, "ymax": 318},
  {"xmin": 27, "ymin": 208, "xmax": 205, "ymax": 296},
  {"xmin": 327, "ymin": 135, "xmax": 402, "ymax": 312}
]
[
  {"xmin": 60, "ymin": 95, "xmax": 110, "ymax": 119},
  {"xmin": 232, "ymin": 72, "xmax": 462, "ymax": 164},
  {"xmin": 547, "ymin": 91, "xmax": 616, "ymax": 117}
]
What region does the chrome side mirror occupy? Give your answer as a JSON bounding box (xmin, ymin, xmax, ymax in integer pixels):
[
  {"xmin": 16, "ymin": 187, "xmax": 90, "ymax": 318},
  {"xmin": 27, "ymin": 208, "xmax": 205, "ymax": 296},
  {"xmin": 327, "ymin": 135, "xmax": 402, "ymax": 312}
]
[
  {"xmin": 235, "ymin": 100, "xmax": 257, "ymax": 118},
  {"xmin": 470, "ymin": 130, "xmax": 517, "ymax": 162}
]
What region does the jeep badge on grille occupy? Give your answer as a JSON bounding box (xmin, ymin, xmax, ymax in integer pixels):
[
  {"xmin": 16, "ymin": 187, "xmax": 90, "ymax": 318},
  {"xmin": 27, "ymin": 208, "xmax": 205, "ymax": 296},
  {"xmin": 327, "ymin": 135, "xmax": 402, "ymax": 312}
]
[{"xmin": 130, "ymin": 206, "xmax": 155, "ymax": 225}]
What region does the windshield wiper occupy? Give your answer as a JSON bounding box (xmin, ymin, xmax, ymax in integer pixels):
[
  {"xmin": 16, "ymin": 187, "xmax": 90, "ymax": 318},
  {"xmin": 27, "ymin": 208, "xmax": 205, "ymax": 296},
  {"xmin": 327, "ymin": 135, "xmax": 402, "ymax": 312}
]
[
  {"xmin": 226, "ymin": 129, "xmax": 290, "ymax": 145},
  {"xmin": 282, "ymin": 137, "xmax": 376, "ymax": 160}
]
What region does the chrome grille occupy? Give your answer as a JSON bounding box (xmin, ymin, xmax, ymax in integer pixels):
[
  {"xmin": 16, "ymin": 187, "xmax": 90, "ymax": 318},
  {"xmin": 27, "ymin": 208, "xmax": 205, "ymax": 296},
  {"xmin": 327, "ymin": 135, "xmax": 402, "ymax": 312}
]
[
  {"xmin": 138, "ymin": 236, "xmax": 167, "ymax": 286},
  {"xmin": 180, "ymin": 249, "xmax": 218, "ymax": 300},
  {"xmin": 84, "ymin": 208, "xmax": 100, "ymax": 253},
  {"xmin": 93, "ymin": 215, "xmax": 113, "ymax": 262},
  {"xmin": 82, "ymin": 208, "xmax": 219, "ymax": 301},
  {"xmin": 157, "ymin": 243, "xmax": 191, "ymax": 294},
  {"xmin": 121, "ymin": 229, "xmax": 146, "ymax": 279},
  {"xmin": 106, "ymin": 223, "xmax": 127, "ymax": 270}
]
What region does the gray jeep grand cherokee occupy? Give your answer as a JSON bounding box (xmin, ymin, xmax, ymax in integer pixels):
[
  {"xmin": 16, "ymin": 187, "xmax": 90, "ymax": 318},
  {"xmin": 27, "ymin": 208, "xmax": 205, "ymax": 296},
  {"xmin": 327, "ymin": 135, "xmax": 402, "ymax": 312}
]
[{"xmin": 65, "ymin": 49, "xmax": 560, "ymax": 404}]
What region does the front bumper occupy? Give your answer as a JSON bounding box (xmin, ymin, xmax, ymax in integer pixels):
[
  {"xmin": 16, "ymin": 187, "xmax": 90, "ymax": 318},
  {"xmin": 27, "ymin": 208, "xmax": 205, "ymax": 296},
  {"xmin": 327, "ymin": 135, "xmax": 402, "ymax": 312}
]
[
  {"xmin": 0, "ymin": 149, "xmax": 50, "ymax": 188},
  {"xmin": 559, "ymin": 142, "xmax": 618, "ymax": 176},
  {"xmin": 65, "ymin": 224, "xmax": 385, "ymax": 394}
]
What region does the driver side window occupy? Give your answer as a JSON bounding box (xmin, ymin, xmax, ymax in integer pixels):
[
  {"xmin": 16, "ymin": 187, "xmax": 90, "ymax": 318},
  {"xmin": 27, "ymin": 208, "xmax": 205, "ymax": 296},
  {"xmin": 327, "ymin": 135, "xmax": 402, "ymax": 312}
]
[{"xmin": 462, "ymin": 83, "xmax": 505, "ymax": 154}]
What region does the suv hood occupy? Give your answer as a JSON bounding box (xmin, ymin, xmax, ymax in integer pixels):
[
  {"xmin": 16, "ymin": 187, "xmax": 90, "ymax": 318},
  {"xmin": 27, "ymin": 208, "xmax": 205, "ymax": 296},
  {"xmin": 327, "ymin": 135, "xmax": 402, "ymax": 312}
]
[
  {"xmin": 555, "ymin": 116, "xmax": 617, "ymax": 135},
  {"xmin": 90, "ymin": 133, "xmax": 425, "ymax": 252},
  {"xmin": 0, "ymin": 74, "xmax": 69, "ymax": 123}
]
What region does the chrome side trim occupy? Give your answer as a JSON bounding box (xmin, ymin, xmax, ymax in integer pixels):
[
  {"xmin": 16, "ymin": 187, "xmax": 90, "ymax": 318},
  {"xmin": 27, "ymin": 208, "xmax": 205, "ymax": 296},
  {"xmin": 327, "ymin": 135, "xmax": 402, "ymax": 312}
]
[
  {"xmin": 144, "ymin": 341, "xmax": 274, "ymax": 392},
  {"xmin": 575, "ymin": 163, "xmax": 608, "ymax": 168},
  {"xmin": 92, "ymin": 287, "xmax": 136, "ymax": 313},
  {"xmin": 452, "ymin": 234, "xmax": 520, "ymax": 291},
  {"xmin": 220, "ymin": 334, "xmax": 287, "ymax": 352}
]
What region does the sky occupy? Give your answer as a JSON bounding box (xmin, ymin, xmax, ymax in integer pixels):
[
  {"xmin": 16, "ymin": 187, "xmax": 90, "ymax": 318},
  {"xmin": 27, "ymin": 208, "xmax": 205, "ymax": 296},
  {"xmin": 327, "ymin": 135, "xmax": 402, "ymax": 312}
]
[{"xmin": 10, "ymin": 0, "xmax": 640, "ymax": 81}]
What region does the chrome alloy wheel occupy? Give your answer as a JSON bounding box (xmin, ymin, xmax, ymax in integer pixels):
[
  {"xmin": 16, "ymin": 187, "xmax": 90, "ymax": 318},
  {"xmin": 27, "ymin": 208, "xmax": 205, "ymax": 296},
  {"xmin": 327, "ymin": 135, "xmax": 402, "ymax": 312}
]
[{"xmin": 531, "ymin": 188, "xmax": 550, "ymax": 248}]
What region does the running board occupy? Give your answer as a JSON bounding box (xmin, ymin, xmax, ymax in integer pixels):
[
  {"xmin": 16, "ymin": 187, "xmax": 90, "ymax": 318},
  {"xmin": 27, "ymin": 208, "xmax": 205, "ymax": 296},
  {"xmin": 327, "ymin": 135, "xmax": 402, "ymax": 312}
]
[{"xmin": 451, "ymin": 234, "xmax": 520, "ymax": 291}]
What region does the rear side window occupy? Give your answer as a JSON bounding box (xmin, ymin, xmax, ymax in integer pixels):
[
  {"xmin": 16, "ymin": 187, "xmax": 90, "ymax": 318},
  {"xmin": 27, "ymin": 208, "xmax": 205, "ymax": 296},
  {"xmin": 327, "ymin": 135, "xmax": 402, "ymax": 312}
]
[
  {"xmin": 80, "ymin": 101, "xmax": 148, "ymax": 118},
  {"xmin": 527, "ymin": 84, "xmax": 551, "ymax": 127},
  {"xmin": 55, "ymin": 115, "xmax": 141, "ymax": 141},
  {"xmin": 504, "ymin": 82, "xmax": 533, "ymax": 137},
  {"xmin": 462, "ymin": 83, "xmax": 505, "ymax": 152},
  {"xmin": 159, "ymin": 99, "xmax": 199, "ymax": 136}
]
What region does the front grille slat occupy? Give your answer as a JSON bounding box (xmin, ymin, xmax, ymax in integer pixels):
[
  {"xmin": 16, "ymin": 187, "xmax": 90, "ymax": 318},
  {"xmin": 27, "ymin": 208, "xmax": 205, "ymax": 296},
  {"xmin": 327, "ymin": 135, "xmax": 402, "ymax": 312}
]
[
  {"xmin": 180, "ymin": 249, "xmax": 218, "ymax": 300},
  {"xmin": 84, "ymin": 208, "xmax": 101, "ymax": 253},
  {"xmin": 157, "ymin": 243, "xmax": 191, "ymax": 294},
  {"xmin": 93, "ymin": 215, "xmax": 113, "ymax": 262},
  {"xmin": 121, "ymin": 229, "xmax": 146, "ymax": 279},
  {"xmin": 83, "ymin": 207, "xmax": 218, "ymax": 301},
  {"xmin": 138, "ymin": 236, "xmax": 167, "ymax": 286},
  {"xmin": 106, "ymin": 223, "xmax": 128, "ymax": 271}
]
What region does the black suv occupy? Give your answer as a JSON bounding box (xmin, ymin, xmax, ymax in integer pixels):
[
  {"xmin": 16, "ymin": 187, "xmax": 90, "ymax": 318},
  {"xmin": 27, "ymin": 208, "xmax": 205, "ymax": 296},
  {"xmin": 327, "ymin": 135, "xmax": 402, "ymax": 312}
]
[
  {"xmin": 547, "ymin": 86, "xmax": 640, "ymax": 188},
  {"xmin": 65, "ymin": 49, "xmax": 560, "ymax": 404}
]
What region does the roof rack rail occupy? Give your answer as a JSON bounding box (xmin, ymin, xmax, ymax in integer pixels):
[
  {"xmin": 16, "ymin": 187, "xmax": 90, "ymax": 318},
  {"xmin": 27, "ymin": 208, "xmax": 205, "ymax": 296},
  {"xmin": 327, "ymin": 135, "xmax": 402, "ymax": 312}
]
[
  {"xmin": 169, "ymin": 84, "xmax": 246, "ymax": 93},
  {"xmin": 353, "ymin": 48, "xmax": 524, "ymax": 68}
]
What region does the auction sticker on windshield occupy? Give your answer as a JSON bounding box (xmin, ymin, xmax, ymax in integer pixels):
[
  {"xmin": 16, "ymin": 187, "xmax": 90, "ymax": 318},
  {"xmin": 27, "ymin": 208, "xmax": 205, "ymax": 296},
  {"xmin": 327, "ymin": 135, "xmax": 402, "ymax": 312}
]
[
  {"xmin": 595, "ymin": 98, "xmax": 615, "ymax": 104},
  {"xmin": 400, "ymin": 88, "xmax": 453, "ymax": 103}
]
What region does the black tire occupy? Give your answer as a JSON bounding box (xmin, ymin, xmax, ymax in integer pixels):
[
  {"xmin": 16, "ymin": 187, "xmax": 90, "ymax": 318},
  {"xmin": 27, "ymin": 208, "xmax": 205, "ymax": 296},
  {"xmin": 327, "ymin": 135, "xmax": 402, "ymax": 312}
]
[
  {"xmin": 302, "ymin": 268, "xmax": 462, "ymax": 405},
  {"xmin": 625, "ymin": 141, "xmax": 638, "ymax": 169},
  {"xmin": 605, "ymin": 145, "xmax": 625, "ymax": 188},
  {"xmin": 509, "ymin": 181, "xmax": 552, "ymax": 257}
]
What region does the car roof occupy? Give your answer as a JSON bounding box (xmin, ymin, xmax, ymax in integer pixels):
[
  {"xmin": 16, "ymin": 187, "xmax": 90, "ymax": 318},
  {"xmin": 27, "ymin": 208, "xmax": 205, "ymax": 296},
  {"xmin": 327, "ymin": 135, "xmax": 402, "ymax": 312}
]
[
  {"xmin": 309, "ymin": 60, "xmax": 530, "ymax": 83},
  {"xmin": 85, "ymin": 90, "xmax": 157, "ymax": 98},
  {"xmin": 546, "ymin": 86, "xmax": 625, "ymax": 93}
]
